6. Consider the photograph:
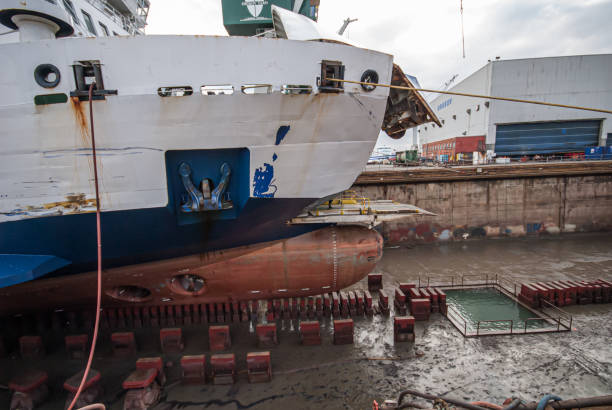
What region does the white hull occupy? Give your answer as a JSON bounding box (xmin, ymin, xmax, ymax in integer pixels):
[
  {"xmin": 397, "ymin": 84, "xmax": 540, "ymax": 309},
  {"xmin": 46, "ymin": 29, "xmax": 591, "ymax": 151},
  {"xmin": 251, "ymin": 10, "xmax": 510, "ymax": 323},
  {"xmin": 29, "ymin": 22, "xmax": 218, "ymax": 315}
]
[{"xmin": 0, "ymin": 35, "xmax": 393, "ymax": 221}]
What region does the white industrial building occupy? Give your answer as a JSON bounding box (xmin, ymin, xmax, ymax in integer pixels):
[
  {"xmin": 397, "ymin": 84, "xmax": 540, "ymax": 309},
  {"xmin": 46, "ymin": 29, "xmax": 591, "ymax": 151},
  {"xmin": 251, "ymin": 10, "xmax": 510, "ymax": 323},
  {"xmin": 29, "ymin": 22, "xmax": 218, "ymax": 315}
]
[{"xmin": 418, "ymin": 54, "xmax": 612, "ymax": 157}]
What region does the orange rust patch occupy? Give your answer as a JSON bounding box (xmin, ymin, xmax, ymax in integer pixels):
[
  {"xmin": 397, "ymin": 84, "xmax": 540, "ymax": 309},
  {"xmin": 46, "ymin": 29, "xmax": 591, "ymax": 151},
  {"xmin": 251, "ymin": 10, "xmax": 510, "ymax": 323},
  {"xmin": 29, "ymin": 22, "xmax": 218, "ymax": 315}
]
[
  {"xmin": 43, "ymin": 193, "xmax": 97, "ymax": 210},
  {"xmin": 70, "ymin": 96, "xmax": 90, "ymax": 146}
]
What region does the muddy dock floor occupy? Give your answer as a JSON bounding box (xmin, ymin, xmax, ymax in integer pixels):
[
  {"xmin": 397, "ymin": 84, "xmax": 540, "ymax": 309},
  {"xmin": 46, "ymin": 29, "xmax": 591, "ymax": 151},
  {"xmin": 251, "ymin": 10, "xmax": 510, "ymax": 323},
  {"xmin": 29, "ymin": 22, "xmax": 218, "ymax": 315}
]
[{"xmin": 1, "ymin": 233, "xmax": 611, "ymax": 409}]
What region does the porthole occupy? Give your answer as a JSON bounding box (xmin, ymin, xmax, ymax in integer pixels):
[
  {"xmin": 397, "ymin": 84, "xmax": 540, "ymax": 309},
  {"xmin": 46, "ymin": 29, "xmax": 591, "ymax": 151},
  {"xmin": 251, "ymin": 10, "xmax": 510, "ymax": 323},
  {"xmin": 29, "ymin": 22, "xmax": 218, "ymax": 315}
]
[
  {"xmin": 169, "ymin": 274, "xmax": 207, "ymax": 296},
  {"xmin": 360, "ymin": 69, "xmax": 378, "ymax": 92},
  {"xmin": 34, "ymin": 64, "xmax": 61, "ymax": 88}
]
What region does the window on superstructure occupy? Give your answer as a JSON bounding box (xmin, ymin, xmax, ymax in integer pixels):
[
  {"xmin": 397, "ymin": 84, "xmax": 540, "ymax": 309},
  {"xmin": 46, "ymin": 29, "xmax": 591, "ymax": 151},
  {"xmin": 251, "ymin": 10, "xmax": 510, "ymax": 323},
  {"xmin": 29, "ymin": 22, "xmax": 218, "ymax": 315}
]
[
  {"xmin": 62, "ymin": 0, "xmax": 79, "ymax": 24},
  {"xmin": 81, "ymin": 10, "xmax": 97, "ymax": 35},
  {"xmin": 99, "ymin": 22, "xmax": 110, "ymax": 36}
]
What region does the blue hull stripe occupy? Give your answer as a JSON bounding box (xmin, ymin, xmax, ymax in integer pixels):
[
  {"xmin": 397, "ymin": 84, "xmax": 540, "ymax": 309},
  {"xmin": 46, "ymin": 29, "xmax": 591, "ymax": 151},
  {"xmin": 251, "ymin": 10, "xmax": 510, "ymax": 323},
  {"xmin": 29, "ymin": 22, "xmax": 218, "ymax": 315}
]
[{"xmin": 0, "ymin": 198, "xmax": 323, "ymax": 281}]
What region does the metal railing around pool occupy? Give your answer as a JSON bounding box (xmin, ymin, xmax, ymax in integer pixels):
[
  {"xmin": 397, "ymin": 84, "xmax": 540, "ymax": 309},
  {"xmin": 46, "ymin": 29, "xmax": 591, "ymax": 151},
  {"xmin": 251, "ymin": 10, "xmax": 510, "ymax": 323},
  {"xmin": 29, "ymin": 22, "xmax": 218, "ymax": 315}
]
[
  {"xmin": 416, "ymin": 273, "xmax": 499, "ymax": 288},
  {"xmin": 427, "ymin": 274, "xmax": 573, "ymax": 337}
]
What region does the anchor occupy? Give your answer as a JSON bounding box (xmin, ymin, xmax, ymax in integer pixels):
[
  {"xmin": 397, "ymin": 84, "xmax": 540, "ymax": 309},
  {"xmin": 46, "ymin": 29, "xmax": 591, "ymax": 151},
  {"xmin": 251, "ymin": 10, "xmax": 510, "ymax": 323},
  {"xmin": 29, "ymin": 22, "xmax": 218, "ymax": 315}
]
[{"xmin": 179, "ymin": 162, "xmax": 233, "ymax": 212}]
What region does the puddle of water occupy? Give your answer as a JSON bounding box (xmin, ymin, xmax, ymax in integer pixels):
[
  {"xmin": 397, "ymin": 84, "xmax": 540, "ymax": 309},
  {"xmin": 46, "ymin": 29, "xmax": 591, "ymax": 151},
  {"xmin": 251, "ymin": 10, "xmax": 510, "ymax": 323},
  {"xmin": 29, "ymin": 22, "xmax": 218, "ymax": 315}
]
[{"xmin": 445, "ymin": 288, "xmax": 550, "ymax": 332}]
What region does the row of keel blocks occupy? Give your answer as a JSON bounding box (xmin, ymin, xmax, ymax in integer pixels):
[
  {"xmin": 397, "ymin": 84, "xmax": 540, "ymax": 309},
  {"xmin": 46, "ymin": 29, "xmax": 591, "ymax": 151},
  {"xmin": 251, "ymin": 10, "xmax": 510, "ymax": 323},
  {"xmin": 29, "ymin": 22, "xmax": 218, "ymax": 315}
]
[{"xmin": 519, "ymin": 278, "xmax": 612, "ymax": 308}]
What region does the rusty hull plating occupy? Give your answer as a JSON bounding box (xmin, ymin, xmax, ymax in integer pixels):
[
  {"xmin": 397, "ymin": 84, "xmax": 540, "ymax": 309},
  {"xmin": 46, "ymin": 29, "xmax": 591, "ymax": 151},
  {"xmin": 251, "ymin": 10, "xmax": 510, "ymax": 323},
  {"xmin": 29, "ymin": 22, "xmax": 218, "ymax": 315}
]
[{"xmin": 0, "ymin": 225, "xmax": 383, "ymax": 315}]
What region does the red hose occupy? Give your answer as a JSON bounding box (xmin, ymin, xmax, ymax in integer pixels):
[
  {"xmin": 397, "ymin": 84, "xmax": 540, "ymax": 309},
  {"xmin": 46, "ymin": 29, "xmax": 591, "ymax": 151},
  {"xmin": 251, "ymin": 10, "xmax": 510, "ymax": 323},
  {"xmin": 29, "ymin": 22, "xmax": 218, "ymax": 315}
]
[
  {"xmin": 67, "ymin": 83, "xmax": 103, "ymax": 410},
  {"xmin": 472, "ymin": 401, "xmax": 503, "ymax": 410}
]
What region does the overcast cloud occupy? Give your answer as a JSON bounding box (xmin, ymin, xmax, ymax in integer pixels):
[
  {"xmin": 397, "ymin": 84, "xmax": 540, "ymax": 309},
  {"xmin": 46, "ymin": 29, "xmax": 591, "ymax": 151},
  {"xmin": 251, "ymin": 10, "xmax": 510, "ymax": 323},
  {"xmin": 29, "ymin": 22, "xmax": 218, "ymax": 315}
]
[{"xmin": 146, "ymin": 0, "xmax": 612, "ymax": 149}]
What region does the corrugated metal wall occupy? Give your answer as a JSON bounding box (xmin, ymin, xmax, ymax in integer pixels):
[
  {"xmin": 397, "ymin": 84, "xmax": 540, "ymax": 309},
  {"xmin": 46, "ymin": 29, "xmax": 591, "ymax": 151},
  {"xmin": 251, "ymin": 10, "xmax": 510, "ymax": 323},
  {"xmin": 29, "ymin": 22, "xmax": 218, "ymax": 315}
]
[{"xmin": 495, "ymin": 120, "xmax": 601, "ymax": 156}]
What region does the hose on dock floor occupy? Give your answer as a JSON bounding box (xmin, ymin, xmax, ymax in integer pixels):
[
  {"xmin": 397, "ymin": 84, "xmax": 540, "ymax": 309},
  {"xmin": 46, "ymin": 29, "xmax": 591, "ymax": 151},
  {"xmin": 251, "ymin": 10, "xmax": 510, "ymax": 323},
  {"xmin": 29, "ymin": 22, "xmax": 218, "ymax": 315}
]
[
  {"xmin": 396, "ymin": 389, "xmax": 487, "ymax": 410},
  {"xmin": 67, "ymin": 83, "xmax": 103, "ymax": 410},
  {"xmin": 325, "ymin": 78, "xmax": 612, "ymax": 115},
  {"xmin": 536, "ymin": 395, "xmax": 562, "ymax": 410},
  {"xmin": 515, "ymin": 395, "xmax": 612, "ymax": 409},
  {"xmin": 502, "ymin": 398, "xmax": 522, "ymax": 410}
]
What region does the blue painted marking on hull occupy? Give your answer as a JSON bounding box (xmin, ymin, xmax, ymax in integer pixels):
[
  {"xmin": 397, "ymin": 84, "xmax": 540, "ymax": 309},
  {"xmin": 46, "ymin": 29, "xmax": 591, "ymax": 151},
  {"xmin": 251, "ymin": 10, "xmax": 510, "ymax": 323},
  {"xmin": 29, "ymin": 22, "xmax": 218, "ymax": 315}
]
[
  {"xmin": 275, "ymin": 125, "xmax": 290, "ymax": 145},
  {"xmin": 0, "ymin": 198, "xmax": 324, "ymax": 283}
]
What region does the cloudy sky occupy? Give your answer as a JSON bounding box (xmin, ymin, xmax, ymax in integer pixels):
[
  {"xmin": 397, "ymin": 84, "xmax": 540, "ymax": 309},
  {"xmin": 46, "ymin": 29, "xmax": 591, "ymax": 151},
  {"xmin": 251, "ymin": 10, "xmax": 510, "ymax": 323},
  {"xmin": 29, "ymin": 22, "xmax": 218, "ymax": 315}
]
[{"xmin": 146, "ymin": 0, "xmax": 612, "ymax": 149}]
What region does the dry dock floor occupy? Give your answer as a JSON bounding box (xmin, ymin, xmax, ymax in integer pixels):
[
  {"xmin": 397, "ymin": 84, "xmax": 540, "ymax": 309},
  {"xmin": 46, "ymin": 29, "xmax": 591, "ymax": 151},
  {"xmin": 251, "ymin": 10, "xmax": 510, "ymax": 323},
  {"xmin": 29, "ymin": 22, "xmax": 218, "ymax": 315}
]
[{"xmin": 1, "ymin": 233, "xmax": 611, "ymax": 409}]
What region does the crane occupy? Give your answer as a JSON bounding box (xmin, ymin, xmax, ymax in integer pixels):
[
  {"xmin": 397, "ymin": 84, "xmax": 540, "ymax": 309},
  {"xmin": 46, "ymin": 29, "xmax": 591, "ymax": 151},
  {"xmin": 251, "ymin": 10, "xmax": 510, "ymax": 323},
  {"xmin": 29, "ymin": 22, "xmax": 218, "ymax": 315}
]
[{"xmin": 337, "ymin": 17, "xmax": 358, "ymax": 36}]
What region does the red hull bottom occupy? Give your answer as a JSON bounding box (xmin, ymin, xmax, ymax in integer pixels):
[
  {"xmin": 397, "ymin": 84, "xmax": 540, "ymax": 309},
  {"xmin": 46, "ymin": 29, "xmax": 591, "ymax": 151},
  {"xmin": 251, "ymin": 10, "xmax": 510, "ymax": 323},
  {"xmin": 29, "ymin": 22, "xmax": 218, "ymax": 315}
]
[{"xmin": 0, "ymin": 226, "xmax": 383, "ymax": 315}]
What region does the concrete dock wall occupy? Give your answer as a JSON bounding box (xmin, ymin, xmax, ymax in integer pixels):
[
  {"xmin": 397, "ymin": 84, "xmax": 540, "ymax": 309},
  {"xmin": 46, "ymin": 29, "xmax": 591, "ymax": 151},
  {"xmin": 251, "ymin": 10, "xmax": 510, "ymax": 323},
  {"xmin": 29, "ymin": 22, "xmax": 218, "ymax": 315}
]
[{"xmin": 352, "ymin": 174, "xmax": 612, "ymax": 244}]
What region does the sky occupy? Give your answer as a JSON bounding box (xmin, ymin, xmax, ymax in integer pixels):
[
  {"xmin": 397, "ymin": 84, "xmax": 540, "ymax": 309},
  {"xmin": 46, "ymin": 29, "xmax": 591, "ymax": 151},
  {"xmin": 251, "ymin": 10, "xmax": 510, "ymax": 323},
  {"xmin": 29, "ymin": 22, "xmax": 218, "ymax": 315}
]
[{"xmin": 146, "ymin": 0, "xmax": 612, "ymax": 150}]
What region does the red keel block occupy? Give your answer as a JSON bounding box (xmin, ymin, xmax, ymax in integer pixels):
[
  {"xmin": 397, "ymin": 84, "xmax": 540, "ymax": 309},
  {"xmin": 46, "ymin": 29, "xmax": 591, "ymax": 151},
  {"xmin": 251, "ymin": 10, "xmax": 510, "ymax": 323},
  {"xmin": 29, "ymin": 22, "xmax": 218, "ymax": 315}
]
[
  {"xmin": 209, "ymin": 325, "xmax": 231, "ymax": 352},
  {"xmin": 111, "ymin": 332, "xmax": 136, "ymax": 357},
  {"xmin": 368, "ymin": 273, "xmax": 383, "ymax": 292},
  {"xmin": 180, "ymin": 355, "xmax": 206, "ymax": 384},
  {"xmin": 136, "ymin": 357, "xmax": 166, "ymax": 386},
  {"xmin": 348, "ymin": 291, "xmax": 357, "ymax": 316},
  {"xmin": 246, "ymin": 351, "xmax": 272, "ymax": 383},
  {"xmin": 394, "ymin": 316, "xmax": 416, "ymax": 342},
  {"xmin": 435, "ymin": 288, "xmax": 447, "ymax": 315},
  {"xmin": 410, "ymin": 298, "xmax": 431, "ymax": 321},
  {"xmin": 399, "ymin": 283, "xmax": 416, "ymax": 297},
  {"xmin": 160, "ymin": 328, "xmax": 184, "ymax": 354},
  {"xmin": 394, "ymin": 288, "xmax": 407, "ymax": 315},
  {"xmin": 210, "ymin": 354, "xmax": 236, "ymax": 385},
  {"xmin": 65, "ymin": 334, "xmax": 88, "ymax": 359},
  {"xmin": 519, "ymin": 283, "xmax": 540, "ymax": 308},
  {"xmin": 323, "ymin": 293, "xmax": 331, "ymax": 317},
  {"xmin": 355, "ymin": 290, "xmax": 364, "ymax": 315},
  {"xmin": 122, "ymin": 367, "xmax": 161, "ymax": 410},
  {"xmin": 123, "ymin": 368, "xmax": 157, "ymax": 390},
  {"xmin": 339, "ymin": 291, "xmax": 350, "ymax": 318},
  {"xmin": 255, "ymin": 323, "xmax": 278, "ymax": 348},
  {"xmin": 333, "ymin": 319, "xmax": 354, "ymax": 345},
  {"xmin": 299, "ymin": 321, "xmax": 321, "ymax": 345},
  {"xmin": 378, "ymin": 289, "xmax": 390, "ymax": 314},
  {"xmin": 331, "ymin": 292, "xmax": 340, "ymax": 317},
  {"xmin": 19, "ymin": 335, "xmax": 45, "ymax": 359},
  {"xmin": 9, "ymin": 370, "xmax": 49, "ymax": 410},
  {"xmin": 63, "ymin": 369, "xmax": 103, "ymax": 409},
  {"xmin": 427, "ymin": 288, "xmax": 439, "ymax": 313},
  {"xmin": 364, "ymin": 290, "xmax": 373, "ymax": 316}
]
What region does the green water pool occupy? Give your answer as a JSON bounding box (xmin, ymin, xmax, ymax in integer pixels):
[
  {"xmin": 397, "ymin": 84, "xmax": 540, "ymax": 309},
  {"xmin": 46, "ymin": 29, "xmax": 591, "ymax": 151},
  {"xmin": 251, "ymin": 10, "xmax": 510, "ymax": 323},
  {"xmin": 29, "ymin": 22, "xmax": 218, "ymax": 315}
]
[{"xmin": 445, "ymin": 288, "xmax": 550, "ymax": 333}]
